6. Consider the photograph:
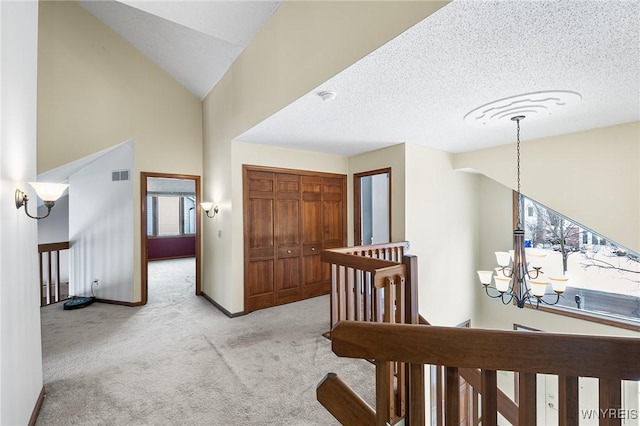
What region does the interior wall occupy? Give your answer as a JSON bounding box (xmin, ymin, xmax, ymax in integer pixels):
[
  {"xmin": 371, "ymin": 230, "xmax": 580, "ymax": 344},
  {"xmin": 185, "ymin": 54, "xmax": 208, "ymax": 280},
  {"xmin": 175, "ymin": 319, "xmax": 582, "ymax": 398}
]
[
  {"xmin": 37, "ymin": 1, "xmax": 203, "ymax": 302},
  {"xmin": 38, "ymin": 194, "xmax": 70, "ymax": 285},
  {"xmin": 454, "ymin": 122, "xmax": 640, "ymax": 252},
  {"xmin": 69, "ymin": 142, "xmax": 134, "ymax": 302},
  {"xmin": 403, "ymin": 143, "xmax": 479, "ymax": 327},
  {"xmin": 0, "ymin": 1, "xmax": 44, "ymax": 423},
  {"xmin": 202, "ymin": 2, "xmax": 448, "ymax": 314},
  {"xmin": 38, "ymin": 194, "xmax": 68, "ymax": 244},
  {"xmin": 348, "ymin": 144, "xmax": 406, "ymax": 246}
]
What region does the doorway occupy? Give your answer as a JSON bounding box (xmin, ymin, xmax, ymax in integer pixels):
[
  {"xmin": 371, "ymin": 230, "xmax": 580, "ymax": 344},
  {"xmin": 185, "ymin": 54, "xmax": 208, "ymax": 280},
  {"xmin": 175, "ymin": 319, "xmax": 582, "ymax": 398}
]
[
  {"xmin": 141, "ymin": 172, "xmax": 201, "ymax": 304},
  {"xmin": 354, "ymin": 168, "xmax": 391, "ymax": 246}
]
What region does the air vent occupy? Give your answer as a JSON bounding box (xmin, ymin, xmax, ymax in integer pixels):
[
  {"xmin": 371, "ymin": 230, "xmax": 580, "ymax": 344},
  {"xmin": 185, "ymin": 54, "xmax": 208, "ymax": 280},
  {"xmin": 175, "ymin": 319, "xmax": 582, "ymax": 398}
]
[{"xmin": 112, "ymin": 169, "xmax": 130, "ymax": 182}]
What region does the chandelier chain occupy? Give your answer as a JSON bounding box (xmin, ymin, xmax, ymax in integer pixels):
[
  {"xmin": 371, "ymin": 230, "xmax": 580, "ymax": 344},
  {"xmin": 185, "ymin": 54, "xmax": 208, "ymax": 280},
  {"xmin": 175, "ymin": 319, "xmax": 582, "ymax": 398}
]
[
  {"xmin": 515, "ymin": 117, "xmax": 521, "ymax": 227},
  {"xmin": 516, "ymin": 118, "xmax": 520, "ymax": 195}
]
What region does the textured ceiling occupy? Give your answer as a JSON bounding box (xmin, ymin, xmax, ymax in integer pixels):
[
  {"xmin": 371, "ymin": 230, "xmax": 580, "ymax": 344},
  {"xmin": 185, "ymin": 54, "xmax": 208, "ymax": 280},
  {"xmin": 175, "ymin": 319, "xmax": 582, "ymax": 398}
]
[
  {"xmin": 238, "ymin": 0, "xmax": 640, "ymax": 155},
  {"xmin": 79, "ymin": 0, "xmax": 280, "ymax": 99}
]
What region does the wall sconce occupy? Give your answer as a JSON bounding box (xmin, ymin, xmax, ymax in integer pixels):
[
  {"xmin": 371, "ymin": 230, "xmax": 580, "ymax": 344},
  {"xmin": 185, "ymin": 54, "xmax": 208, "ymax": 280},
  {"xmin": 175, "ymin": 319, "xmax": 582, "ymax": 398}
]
[
  {"xmin": 200, "ymin": 202, "xmax": 218, "ymax": 218},
  {"xmin": 15, "ymin": 182, "xmax": 69, "ymax": 220}
]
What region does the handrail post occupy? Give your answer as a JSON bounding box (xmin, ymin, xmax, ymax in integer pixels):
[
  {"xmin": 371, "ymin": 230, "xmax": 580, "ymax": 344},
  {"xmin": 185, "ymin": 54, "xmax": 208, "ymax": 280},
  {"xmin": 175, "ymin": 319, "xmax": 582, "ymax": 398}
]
[
  {"xmin": 518, "ymin": 372, "xmax": 536, "ymax": 426},
  {"xmin": 559, "ymin": 375, "xmax": 578, "ymax": 426},
  {"xmin": 445, "ymin": 367, "xmax": 460, "ymax": 426},
  {"xmin": 376, "ymin": 360, "xmax": 394, "ymax": 426},
  {"xmin": 599, "ymin": 378, "xmax": 622, "ymax": 426},
  {"xmin": 481, "ymin": 370, "xmax": 498, "ymax": 426},
  {"xmin": 403, "ymin": 254, "xmax": 418, "ymax": 325}
]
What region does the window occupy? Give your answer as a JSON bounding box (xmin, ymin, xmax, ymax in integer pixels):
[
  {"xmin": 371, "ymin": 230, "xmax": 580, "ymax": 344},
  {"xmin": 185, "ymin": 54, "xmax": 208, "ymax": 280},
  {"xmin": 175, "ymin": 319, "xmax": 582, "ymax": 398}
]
[
  {"xmin": 527, "ymin": 205, "xmax": 534, "ymax": 217},
  {"xmin": 146, "ymin": 194, "xmax": 196, "ymax": 237},
  {"xmin": 520, "ymin": 195, "xmax": 640, "ymax": 326}
]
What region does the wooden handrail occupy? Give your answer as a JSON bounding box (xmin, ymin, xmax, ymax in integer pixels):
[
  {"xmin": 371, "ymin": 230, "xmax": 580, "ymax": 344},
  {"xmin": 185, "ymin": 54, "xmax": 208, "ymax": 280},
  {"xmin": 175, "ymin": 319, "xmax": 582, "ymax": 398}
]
[
  {"xmin": 321, "ymin": 242, "xmax": 640, "ymax": 425},
  {"xmin": 317, "ymin": 373, "xmax": 376, "ymax": 426},
  {"xmin": 331, "ymin": 321, "xmax": 640, "ymax": 380},
  {"xmin": 38, "ymin": 241, "xmax": 70, "ymax": 307},
  {"xmin": 38, "ymin": 241, "xmax": 70, "ymax": 253},
  {"xmin": 327, "ymin": 241, "xmax": 410, "ymax": 257},
  {"xmin": 321, "ymin": 249, "xmax": 400, "ymax": 272}
]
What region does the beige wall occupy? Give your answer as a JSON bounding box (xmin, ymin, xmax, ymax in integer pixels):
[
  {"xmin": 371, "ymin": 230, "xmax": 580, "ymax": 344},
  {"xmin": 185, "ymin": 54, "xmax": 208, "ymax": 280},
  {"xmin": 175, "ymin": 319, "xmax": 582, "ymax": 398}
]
[
  {"xmin": 454, "ymin": 122, "xmax": 640, "ymax": 252},
  {"xmin": 404, "ymin": 144, "xmax": 480, "ymax": 326},
  {"xmin": 348, "ymin": 144, "xmax": 406, "ymax": 246},
  {"xmin": 37, "ymin": 1, "xmax": 203, "ymax": 301},
  {"xmin": 471, "ymin": 167, "xmax": 640, "ymax": 338},
  {"xmin": 202, "ymin": 1, "xmax": 448, "ymax": 314}
]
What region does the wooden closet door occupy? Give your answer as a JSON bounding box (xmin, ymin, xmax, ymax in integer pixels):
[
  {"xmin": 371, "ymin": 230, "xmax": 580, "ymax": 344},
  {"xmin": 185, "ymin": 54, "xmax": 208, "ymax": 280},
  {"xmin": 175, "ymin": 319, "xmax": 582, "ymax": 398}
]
[
  {"xmin": 301, "ymin": 176, "xmax": 324, "ymax": 298},
  {"xmin": 275, "ymin": 173, "xmax": 302, "ymax": 305},
  {"xmin": 244, "ymin": 165, "xmax": 346, "ymax": 313},
  {"xmin": 322, "ymin": 177, "xmax": 346, "ymax": 285},
  {"xmin": 244, "ymin": 170, "xmax": 276, "ymax": 312}
]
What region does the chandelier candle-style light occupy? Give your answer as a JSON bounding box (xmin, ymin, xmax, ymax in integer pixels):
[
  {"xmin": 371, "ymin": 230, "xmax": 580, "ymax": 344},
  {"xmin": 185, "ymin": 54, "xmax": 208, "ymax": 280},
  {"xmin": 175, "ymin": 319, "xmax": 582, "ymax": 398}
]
[{"xmin": 477, "ymin": 116, "xmax": 567, "ymax": 308}]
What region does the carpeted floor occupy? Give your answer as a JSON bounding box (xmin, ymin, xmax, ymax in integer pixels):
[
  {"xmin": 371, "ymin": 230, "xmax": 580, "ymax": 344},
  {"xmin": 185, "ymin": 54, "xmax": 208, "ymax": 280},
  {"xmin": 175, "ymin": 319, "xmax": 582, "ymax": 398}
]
[{"xmin": 37, "ymin": 258, "xmax": 374, "ymax": 425}]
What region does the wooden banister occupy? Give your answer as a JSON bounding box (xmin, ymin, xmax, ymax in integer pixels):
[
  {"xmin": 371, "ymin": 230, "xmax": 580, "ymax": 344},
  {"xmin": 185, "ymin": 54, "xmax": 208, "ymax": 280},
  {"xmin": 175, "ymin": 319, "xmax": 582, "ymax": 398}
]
[
  {"xmin": 38, "ymin": 241, "xmax": 70, "ymax": 253},
  {"xmin": 458, "ymin": 367, "xmax": 518, "ymax": 425},
  {"xmin": 322, "ymin": 242, "xmax": 416, "ymax": 425},
  {"xmin": 325, "ymin": 321, "xmax": 640, "ymax": 426},
  {"xmin": 331, "ymin": 321, "xmax": 640, "ymax": 380},
  {"xmin": 38, "ymin": 241, "xmax": 71, "ymax": 307},
  {"xmin": 320, "ymin": 242, "xmax": 639, "ymax": 426},
  {"xmin": 316, "ymin": 373, "xmax": 375, "ymax": 426},
  {"xmin": 321, "ymin": 250, "xmax": 400, "ymax": 272}
]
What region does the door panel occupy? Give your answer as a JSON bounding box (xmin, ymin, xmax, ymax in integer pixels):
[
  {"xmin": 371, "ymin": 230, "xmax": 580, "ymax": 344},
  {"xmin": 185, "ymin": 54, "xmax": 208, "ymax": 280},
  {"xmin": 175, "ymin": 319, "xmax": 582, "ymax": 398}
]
[
  {"xmin": 323, "ymin": 200, "xmax": 344, "ymax": 244},
  {"xmin": 247, "ymin": 259, "xmax": 275, "ymax": 310},
  {"xmin": 248, "ymin": 198, "xmax": 274, "ymax": 251},
  {"xmin": 276, "ymin": 257, "xmax": 301, "ymax": 304},
  {"xmin": 245, "ymin": 170, "xmax": 276, "ymax": 312},
  {"xmin": 275, "ymin": 173, "xmax": 301, "ymax": 303},
  {"xmin": 276, "ymin": 199, "xmax": 299, "ymax": 245}
]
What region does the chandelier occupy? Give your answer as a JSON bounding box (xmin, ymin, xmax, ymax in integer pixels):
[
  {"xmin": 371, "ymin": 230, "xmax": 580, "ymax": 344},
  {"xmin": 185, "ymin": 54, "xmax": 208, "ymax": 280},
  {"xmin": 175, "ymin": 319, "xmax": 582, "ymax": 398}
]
[{"xmin": 477, "ymin": 116, "xmax": 567, "ymax": 308}]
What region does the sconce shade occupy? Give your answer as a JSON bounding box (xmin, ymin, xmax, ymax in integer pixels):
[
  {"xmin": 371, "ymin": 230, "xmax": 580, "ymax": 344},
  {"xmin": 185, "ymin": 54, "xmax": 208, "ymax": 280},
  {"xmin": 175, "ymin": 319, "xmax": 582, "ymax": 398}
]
[
  {"xmin": 29, "ymin": 182, "xmax": 68, "ymax": 202},
  {"xmin": 15, "ymin": 182, "xmax": 68, "ymax": 220},
  {"xmin": 200, "ymin": 202, "xmax": 218, "ymax": 218}
]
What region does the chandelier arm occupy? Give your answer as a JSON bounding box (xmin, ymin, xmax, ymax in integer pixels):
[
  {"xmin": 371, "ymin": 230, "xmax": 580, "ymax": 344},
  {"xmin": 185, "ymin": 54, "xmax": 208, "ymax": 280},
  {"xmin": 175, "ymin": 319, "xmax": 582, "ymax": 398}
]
[
  {"xmin": 526, "ymin": 267, "xmax": 542, "ymax": 279},
  {"xmin": 536, "ymin": 293, "xmax": 562, "ymax": 306},
  {"xmin": 483, "ymin": 285, "xmax": 508, "ymax": 299},
  {"xmin": 501, "ymin": 292, "xmax": 515, "ymax": 305},
  {"xmin": 499, "ymin": 266, "xmax": 514, "ymax": 278}
]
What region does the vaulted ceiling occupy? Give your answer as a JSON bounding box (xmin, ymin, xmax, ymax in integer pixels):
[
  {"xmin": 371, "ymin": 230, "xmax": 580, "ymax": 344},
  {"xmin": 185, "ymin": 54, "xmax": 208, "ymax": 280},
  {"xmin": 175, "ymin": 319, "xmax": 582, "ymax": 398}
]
[{"xmin": 81, "ymin": 0, "xmax": 639, "ymax": 156}]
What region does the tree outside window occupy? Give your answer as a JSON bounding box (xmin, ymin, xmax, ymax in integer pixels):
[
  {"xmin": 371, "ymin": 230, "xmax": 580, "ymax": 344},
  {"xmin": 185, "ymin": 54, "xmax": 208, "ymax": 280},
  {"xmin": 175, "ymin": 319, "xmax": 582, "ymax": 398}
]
[{"xmin": 520, "ymin": 195, "xmax": 640, "ymax": 322}]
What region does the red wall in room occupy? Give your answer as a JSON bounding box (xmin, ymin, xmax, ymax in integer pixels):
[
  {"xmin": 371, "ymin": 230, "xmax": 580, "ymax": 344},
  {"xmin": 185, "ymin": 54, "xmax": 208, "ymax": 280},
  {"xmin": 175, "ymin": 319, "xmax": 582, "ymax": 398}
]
[{"xmin": 148, "ymin": 236, "xmax": 195, "ymax": 260}]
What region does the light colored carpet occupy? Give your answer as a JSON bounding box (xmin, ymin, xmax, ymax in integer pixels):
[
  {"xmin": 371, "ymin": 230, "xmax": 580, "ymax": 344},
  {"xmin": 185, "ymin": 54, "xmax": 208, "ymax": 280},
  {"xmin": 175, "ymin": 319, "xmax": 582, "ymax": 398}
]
[{"xmin": 37, "ymin": 258, "xmax": 374, "ymax": 425}]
